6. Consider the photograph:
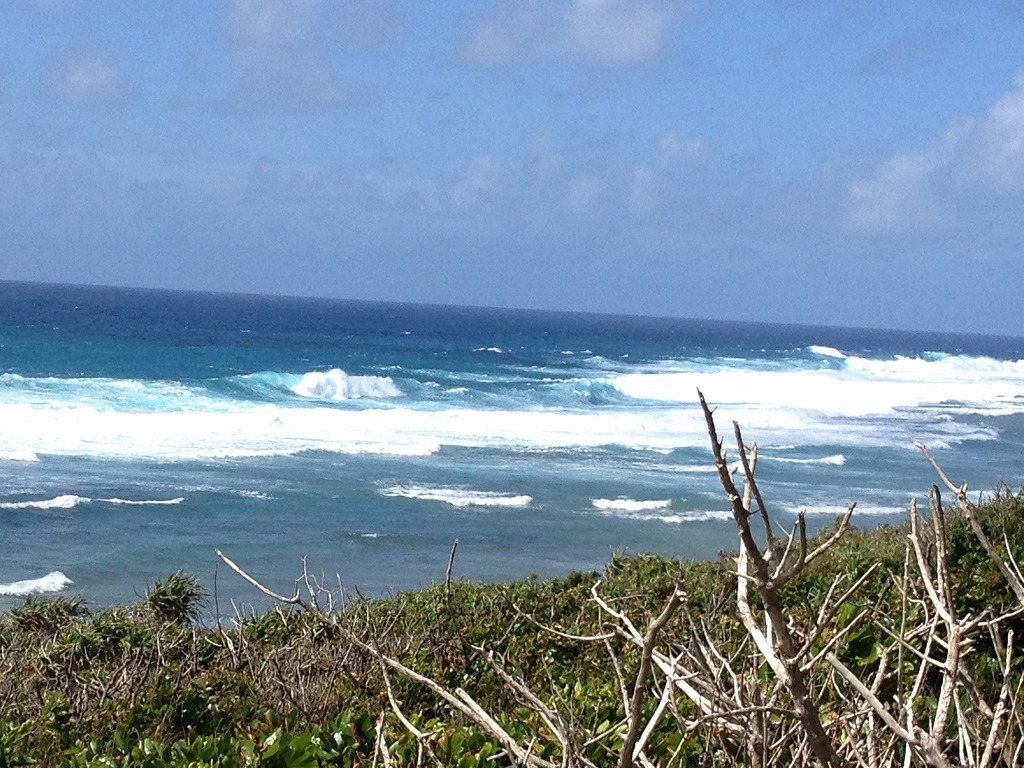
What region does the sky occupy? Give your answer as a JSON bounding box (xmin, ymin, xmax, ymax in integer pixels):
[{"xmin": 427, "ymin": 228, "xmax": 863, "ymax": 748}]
[{"xmin": 2, "ymin": 1, "xmax": 1024, "ymax": 335}]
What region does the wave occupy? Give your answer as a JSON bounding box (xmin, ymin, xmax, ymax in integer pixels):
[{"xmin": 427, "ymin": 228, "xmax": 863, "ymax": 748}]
[
  {"xmin": 106, "ymin": 497, "xmax": 185, "ymax": 506},
  {"xmin": 1, "ymin": 348, "xmax": 1022, "ymax": 462},
  {"xmin": 0, "ymin": 373, "xmax": 211, "ymax": 412},
  {"xmin": 766, "ymin": 454, "xmax": 846, "ymax": 466},
  {"xmin": 0, "ymin": 395, "xmax": 998, "ymax": 461},
  {"xmin": 608, "ymin": 352, "xmax": 1024, "ymax": 420},
  {"xmin": 785, "ymin": 503, "xmax": 906, "ymax": 517},
  {"xmin": 379, "ymin": 485, "xmax": 532, "ymax": 509},
  {"xmin": 0, "ymin": 494, "xmax": 88, "ymax": 510},
  {"xmin": 592, "ymin": 498, "xmax": 672, "ymax": 512},
  {"xmin": 591, "ymin": 504, "xmax": 734, "ymax": 524},
  {"xmin": 808, "ymin": 345, "xmax": 847, "ymax": 359},
  {"xmin": 0, "ymin": 571, "xmax": 72, "ymax": 596},
  {"xmin": 290, "ymin": 369, "xmax": 402, "ymax": 400},
  {"xmin": 0, "ymin": 450, "xmax": 39, "ymax": 462},
  {"xmin": 0, "ymin": 495, "xmax": 184, "ymax": 510},
  {"xmin": 235, "ymin": 490, "xmax": 271, "ymax": 500}
]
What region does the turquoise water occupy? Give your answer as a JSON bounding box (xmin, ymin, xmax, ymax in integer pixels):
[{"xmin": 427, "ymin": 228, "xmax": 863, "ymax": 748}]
[{"xmin": 2, "ymin": 281, "xmax": 1024, "ymax": 610}]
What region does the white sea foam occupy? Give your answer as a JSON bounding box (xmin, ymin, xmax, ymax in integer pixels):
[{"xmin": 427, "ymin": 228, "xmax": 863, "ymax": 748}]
[
  {"xmin": 592, "ymin": 498, "xmax": 672, "ymax": 512},
  {"xmin": 473, "ymin": 347, "xmax": 505, "ymax": 354},
  {"xmin": 785, "ymin": 503, "xmax": 906, "ymax": 517},
  {"xmin": 0, "ymin": 494, "xmax": 88, "ymax": 510},
  {"xmin": 809, "ymin": 345, "xmax": 846, "ymax": 359},
  {"xmin": 0, "ymin": 450, "xmax": 40, "ymax": 462},
  {"xmin": 107, "ymin": 497, "xmax": 185, "ymax": 505},
  {"xmin": 767, "ymin": 454, "xmax": 847, "ymax": 466},
  {"xmin": 380, "ymin": 485, "xmax": 532, "ymax": 508},
  {"xmin": 1, "ymin": 349, "xmax": 1021, "ymax": 463},
  {"xmin": 591, "ymin": 503, "xmax": 733, "ymax": 524},
  {"xmin": 0, "ymin": 571, "xmax": 72, "ymax": 596},
  {"xmin": 290, "ymin": 369, "xmax": 402, "ymax": 400},
  {"xmin": 609, "ymin": 352, "xmax": 1024, "ymax": 423},
  {"xmin": 0, "ymin": 495, "xmax": 184, "ymax": 510}
]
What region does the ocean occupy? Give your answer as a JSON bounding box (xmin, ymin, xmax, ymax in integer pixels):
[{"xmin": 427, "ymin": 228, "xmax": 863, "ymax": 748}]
[{"xmin": 2, "ymin": 281, "xmax": 1024, "ymax": 612}]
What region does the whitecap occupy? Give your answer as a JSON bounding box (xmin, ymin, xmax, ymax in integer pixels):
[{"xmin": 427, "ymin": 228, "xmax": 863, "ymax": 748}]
[
  {"xmin": 785, "ymin": 503, "xmax": 904, "ymax": 517},
  {"xmin": 592, "ymin": 498, "xmax": 672, "ymax": 512},
  {"xmin": 809, "ymin": 345, "xmax": 846, "ymax": 359},
  {"xmin": 0, "ymin": 450, "xmax": 40, "ymax": 462},
  {"xmin": 290, "ymin": 369, "xmax": 402, "ymax": 400},
  {"xmin": 0, "ymin": 571, "xmax": 72, "ymax": 596},
  {"xmin": 767, "ymin": 454, "xmax": 846, "ymax": 466},
  {"xmin": 105, "ymin": 497, "xmax": 185, "ymax": 506},
  {"xmin": 591, "ymin": 504, "xmax": 733, "ymax": 524},
  {"xmin": 0, "ymin": 494, "xmax": 88, "ymax": 510},
  {"xmin": 380, "ymin": 485, "xmax": 532, "ymax": 509}
]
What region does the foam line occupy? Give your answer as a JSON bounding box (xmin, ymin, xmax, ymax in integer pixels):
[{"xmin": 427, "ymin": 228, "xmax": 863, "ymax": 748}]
[
  {"xmin": 592, "ymin": 498, "xmax": 672, "ymax": 512},
  {"xmin": 0, "ymin": 494, "xmax": 87, "ymax": 510},
  {"xmin": 766, "ymin": 454, "xmax": 847, "ymax": 466},
  {"xmin": 380, "ymin": 485, "xmax": 532, "ymax": 508}
]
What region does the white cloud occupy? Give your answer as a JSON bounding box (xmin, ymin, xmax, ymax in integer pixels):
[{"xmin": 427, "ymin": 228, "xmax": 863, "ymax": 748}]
[
  {"xmin": 566, "ymin": 175, "xmax": 606, "ymax": 212},
  {"xmin": 847, "ymin": 130, "xmax": 961, "ymax": 234},
  {"xmin": 227, "ymin": 0, "xmax": 318, "ymax": 48},
  {"xmin": 222, "ymin": 0, "xmax": 360, "ymax": 112},
  {"xmin": 656, "ymin": 132, "xmax": 709, "ymax": 163},
  {"xmin": 566, "ymin": 0, "xmax": 677, "ymax": 67},
  {"xmin": 459, "ymin": 0, "xmax": 691, "ymax": 69},
  {"xmin": 330, "ymin": 0, "xmax": 404, "ymax": 52},
  {"xmin": 847, "ymin": 72, "xmax": 1024, "ymax": 233},
  {"xmin": 629, "ymin": 132, "xmax": 710, "ymax": 215},
  {"xmin": 458, "ymin": 1, "xmax": 559, "ymax": 68},
  {"xmin": 855, "ymin": 24, "xmax": 952, "ymax": 77},
  {"xmin": 451, "ymin": 153, "xmax": 505, "ymax": 212},
  {"xmin": 46, "ymin": 52, "xmax": 132, "ymax": 109},
  {"xmin": 958, "ymin": 72, "xmax": 1024, "ymax": 192}
]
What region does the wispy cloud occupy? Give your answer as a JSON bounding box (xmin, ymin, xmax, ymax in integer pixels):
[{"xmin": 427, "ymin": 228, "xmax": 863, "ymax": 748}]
[
  {"xmin": 43, "ymin": 50, "xmax": 133, "ymax": 109},
  {"xmin": 847, "ymin": 72, "xmax": 1024, "ymax": 233},
  {"xmin": 220, "ymin": 0, "xmax": 370, "ymax": 113},
  {"xmin": 329, "ymin": 0, "xmax": 404, "ymax": 52},
  {"xmin": 459, "ymin": 0, "xmax": 693, "ymax": 69},
  {"xmin": 855, "ymin": 24, "xmax": 953, "ymax": 76}
]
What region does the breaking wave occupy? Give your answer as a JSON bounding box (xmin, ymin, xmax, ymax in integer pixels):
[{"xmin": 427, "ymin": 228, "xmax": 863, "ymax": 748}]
[
  {"xmin": 0, "ymin": 450, "xmax": 40, "ymax": 462},
  {"xmin": 379, "ymin": 485, "xmax": 532, "ymax": 509},
  {"xmin": 766, "ymin": 454, "xmax": 847, "ymax": 466},
  {"xmin": 0, "ymin": 494, "xmax": 88, "ymax": 510},
  {"xmin": 592, "ymin": 498, "xmax": 672, "ymax": 512},
  {"xmin": 290, "ymin": 369, "xmax": 402, "ymax": 400},
  {"xmin": 0, "ymin": 495, "xmax": 184, "ymax": 510},
  {"xmin": 0, "ymin": 571, "xmax": 72, "ymax": 596}
]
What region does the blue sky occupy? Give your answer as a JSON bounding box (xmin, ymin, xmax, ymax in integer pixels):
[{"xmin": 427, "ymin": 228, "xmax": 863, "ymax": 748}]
[{"xmin": 2, "ymin": 1, "xmax": 1024, "ymax": 335}]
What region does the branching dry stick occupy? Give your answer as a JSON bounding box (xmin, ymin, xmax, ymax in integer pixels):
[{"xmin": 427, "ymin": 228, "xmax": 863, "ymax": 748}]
[
  {"xmin": 590, "ymin": 583, "xmax": 744, "ymax": 735},
  {"xmin": 217, "ymin": 550, "xmax": 562, "ymax": 768},
  {"xmin": 473, "ymin": 644, "xmax": 593, "ymax": 768},
  {"xmin": 825, "ymin": 484, "xmax": 1023, "ymax": 768},
  {"xmin": 733, "ymin": 421, "xmax": 773, "ymax": 548},
  {"xmin": 616, "ymin": 586, "xmax": 685, "ymax": 768},
  {"xmin": 698, "ymin": 389, "xmax": 844, "ymax": 768},
  {"xmin": 916, "ymin": 442, "xmax": 1024, "ymax": 605}
]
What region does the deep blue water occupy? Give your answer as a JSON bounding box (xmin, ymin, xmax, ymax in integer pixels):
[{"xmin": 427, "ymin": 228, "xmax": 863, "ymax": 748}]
[{"xmin": 3, "ymin": 281, "xmax": 1024, "ymax": 610}]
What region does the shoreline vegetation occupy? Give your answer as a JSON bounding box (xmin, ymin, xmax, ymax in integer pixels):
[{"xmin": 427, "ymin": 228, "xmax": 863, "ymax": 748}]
[{"xmin": 4, "ymin": 400, "xmax": 1024, "ymax": 767}]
